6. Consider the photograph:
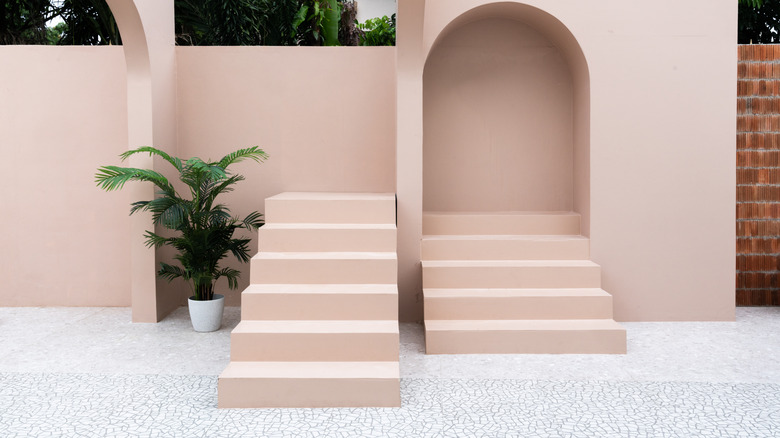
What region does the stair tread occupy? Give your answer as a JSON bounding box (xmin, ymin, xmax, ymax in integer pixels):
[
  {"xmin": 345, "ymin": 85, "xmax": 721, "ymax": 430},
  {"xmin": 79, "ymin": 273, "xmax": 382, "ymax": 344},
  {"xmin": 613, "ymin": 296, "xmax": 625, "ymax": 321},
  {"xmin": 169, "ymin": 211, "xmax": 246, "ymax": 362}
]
[
  {"xmin": 425, "ymin": 319, "xmax": 624, "ymax": 331},
  {"xmin": 244, "ymin": 284, "xmax": 397, "ymax": 295},
  {"xmin": 255, "ymin": 252, "xmax": 397, "ymax": 260},
  {"xmin": 422, "ymin": 234, "xmax": 586, "ymax": 241},
  {"xmin": 268, "ymin": 192, "xmax": 395, "ymax": 201},
  {"xmin": 424, "ymin": 211, "xmax": 579, "ymax": 216},
  {"xmin": 220, "ymin": 361, "xmax": 399, "ymax": 379},
  {"xmin": 263, "ymin": 223, "xmax": 396, "ymax": 230},
  {"xmin": 422, "ymin": 259, "xmax": 599, "ymax": 267},
  {"xmin": 234, "ymin": 320, "xmax": 399, "ymax": 333},
  {"xmin": 424, "ymin": 288, "xmax": 610, "ymax": 298}
]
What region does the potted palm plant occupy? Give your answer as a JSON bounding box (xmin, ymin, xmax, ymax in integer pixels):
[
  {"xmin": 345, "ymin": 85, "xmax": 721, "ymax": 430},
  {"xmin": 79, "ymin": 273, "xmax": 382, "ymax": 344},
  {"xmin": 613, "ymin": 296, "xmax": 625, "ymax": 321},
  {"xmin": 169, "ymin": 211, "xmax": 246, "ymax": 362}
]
[{"xmin": 95, "ymin": 146, "xmax": 268, "ymax": 332}]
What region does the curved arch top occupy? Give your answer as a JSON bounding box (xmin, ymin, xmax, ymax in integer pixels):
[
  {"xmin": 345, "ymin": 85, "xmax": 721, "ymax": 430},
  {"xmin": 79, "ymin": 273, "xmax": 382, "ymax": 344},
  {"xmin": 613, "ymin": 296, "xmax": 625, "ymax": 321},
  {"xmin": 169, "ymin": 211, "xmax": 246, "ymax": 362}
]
[{"xmin": 423, "ymin": 1, "xmax": 589, "ymax": 83}]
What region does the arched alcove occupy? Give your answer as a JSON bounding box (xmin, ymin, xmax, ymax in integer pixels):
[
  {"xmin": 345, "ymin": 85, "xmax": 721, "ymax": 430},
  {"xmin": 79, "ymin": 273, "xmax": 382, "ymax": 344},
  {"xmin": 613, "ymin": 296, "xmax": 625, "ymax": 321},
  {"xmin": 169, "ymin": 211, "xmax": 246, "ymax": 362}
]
[{"xmin": 423, "ymin": 2, "xmax": 590, "ymax": 232}]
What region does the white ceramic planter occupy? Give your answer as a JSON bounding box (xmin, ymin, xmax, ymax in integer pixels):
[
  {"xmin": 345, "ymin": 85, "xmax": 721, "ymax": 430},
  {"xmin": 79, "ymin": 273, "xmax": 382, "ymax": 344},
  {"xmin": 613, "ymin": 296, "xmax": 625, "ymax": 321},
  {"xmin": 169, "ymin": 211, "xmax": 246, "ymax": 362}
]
[{"xmin": 188, "ymin": 294, "xmax": 225, "ymax": 332}]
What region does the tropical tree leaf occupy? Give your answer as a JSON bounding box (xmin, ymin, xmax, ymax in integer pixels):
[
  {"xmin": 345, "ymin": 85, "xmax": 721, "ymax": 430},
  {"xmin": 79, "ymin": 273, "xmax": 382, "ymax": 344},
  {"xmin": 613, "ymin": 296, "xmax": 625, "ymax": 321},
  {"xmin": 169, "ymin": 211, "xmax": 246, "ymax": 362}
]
[
  {"xmin": 120, "ymin": 146, "xmax": 183, "ymax": 172},
  {"xmin": 94, "ymin": 166, "xmax": 172, "ymax": 192},
  {"xmin": 97, "ymin": 145, "xmax": 266, "ymax": 300},
  {"xmin": 218, "ymin": 146, "xmax": 269, "ymax": 168}
]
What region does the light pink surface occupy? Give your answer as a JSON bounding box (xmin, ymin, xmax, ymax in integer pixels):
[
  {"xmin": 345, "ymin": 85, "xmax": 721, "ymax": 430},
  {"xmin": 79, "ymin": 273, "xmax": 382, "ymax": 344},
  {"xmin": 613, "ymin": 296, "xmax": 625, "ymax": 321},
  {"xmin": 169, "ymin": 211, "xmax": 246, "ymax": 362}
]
[
  {"xmin": 176, "ymin": 47, "xmax": 397, "ymax": 305},
  {"xmin": 398, "ymin": 0, "xmax": 736, "ymax": 321},
  {"xmin": 1, "ymin": 0, "xmax": 736, "ymax": 322},
  {"xmin": 0, "ymin": 46, "xmax": 131, "ymax": 306}
]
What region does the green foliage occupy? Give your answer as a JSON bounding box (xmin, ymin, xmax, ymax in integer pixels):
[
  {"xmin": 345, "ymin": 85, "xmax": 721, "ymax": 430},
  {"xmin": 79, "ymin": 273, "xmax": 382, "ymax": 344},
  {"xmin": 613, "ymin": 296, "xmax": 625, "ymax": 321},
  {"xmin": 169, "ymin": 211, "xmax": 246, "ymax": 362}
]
[
  {"xmin": 357, "ymin": 13, "xmax": 395, "ymax": 46},
  {"xmin": 0, "ymin": 0, "xmax": 57, "ymax": 44},
  {"xmin": 739, "ymin": 0, "xmax": 780, "ymax": 43},
  {"xmin": 175, "ymin": 0, "xmax": 264, "ymax": 45},
  {"xmin": 257, "ymin": 0, "xmax": 299, "ymax": 45},
  {"xmin": 58, "ymin": 0, "xmax": 120, "ymax": 45},
  {"xmin": 293, "ymin": 0, "xmax": 340, "ymax": 46},
  {"xmin": 96, "ymin": 146, "xmax": 268, "ymax": 301}
]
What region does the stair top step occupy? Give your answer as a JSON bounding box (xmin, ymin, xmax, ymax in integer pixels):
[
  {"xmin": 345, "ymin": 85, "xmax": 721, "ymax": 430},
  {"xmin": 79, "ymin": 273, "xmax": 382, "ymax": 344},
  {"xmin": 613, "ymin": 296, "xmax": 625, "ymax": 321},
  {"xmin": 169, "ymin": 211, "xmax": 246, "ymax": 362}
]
[
  {"xmin": 424, "ymin": 288, "xmax": 610, "ymax": 298},
  {"xmin": 234, "ymin": 320, "xmax": 399, "ymax": 334},
  {"xmin": 263, "ymin": 223, "xmax": 396, "ymax": 230},
  {"xmin": 425, "ymin": 211, "xmax": 579, "ymax": 216},
  {"xmin": 254, "ymin": 252, "xmax": 397, "ymax": 260},
  {"xmin": 422, "ymin": 260, "xmax": 599, "ymax": 268},
  {"xmin": 244, "ymin": 284, "xmax": 398, "ymax": 295},
  {"xmin": 422, "ymin": 234, "xmax": 587, "ymax": 241},
  {"xmin": 425, "ymin": 319, "xmax": 624, "ymax": 331},
  {"xmin": 267, "ymin": 192, "xmax": 395, "ymax": 202},
  {"xmin": 220, "ymin": 361, "xmax": 399, "ymax": 379}
]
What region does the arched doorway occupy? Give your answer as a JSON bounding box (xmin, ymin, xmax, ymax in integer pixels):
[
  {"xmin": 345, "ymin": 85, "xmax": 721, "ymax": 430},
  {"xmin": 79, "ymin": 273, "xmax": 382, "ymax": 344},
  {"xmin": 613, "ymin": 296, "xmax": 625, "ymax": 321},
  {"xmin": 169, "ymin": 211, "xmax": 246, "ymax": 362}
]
[{"xmin": 423, "ymin": 3, "xmax": 590, "ymax": 229}]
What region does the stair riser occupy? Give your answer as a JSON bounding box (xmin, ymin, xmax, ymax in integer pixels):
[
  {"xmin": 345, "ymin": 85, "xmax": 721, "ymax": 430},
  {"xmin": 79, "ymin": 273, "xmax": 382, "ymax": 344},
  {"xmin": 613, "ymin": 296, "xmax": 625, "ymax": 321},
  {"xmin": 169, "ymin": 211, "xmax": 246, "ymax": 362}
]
[
  {"xmin": 266, "ymin": 199, "xmax": 395, "ymax": 224},
  {"xmin": 422, "ymin": 266, "xmax": 601, "ymax": 288},
  {"xmin": 424, "ymin": 295, "xmax": 613, "ymax": 320},
  {"xmin": 231, "ymin": 332, "xmax": 399, "ymax": 362},
  {"xmin": 218, "ymin": 378, "xmax": 401, "ymax": 408},
  {"xmin": 425, "ymin": 328, "xmax": 627, "ymax": 354},
  {"xmin": 421, "ymin": 239, "xmax": 589, "ymax": 260},
  {"xmin": 251, "ymin": 258, "xmax": 397, "ymax": 284},
  {"xmin": 242, "ymin": 292, "xmax": 398, "ymax": 320},
  {"xmin": 259, "ymin": 227, "xmax": 396, "ymax": 252},
  {"xmin": 423, "ymin": 214, "xmax": 580, "ymax": 235}
]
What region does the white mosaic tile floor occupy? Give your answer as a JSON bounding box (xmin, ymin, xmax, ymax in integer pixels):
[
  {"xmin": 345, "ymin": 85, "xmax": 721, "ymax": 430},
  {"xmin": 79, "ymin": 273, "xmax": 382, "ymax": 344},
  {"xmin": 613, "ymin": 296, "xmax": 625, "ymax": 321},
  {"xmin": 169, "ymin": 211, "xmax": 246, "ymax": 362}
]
[{"xmin": 1, "ymin": 307, "xmax": 779, "ymax": 437}]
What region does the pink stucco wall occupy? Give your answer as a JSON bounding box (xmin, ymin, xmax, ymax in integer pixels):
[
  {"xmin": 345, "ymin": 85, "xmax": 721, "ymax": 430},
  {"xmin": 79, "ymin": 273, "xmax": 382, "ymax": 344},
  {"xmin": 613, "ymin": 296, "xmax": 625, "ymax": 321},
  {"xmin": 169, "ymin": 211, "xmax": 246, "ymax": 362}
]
[
  {"xmin": 176, "ymin": 46, "xmax": 397, "ymax": 305},
  {"xmin": 1, "ymin": 0, "xmax": 736, "ymax": 322},
  {"xmin": 424, "ymin": 17, "xmax": 575, "ymax": 212},
  {"xmin": 397, "ymin": 0, "xmax": 736, "ymax": 321},
  {"xmin": 0, "ymin": 46, "xmax": 131, "ymax": 306}
]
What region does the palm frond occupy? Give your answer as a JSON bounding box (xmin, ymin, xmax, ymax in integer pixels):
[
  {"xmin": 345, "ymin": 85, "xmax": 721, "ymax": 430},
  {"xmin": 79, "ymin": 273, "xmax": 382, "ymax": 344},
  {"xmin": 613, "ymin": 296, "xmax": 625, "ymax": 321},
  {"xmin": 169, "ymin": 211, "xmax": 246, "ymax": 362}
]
[
  {"xmin": 95, "ymin": 166, "xmax": 172, "ymax": 192},
  {"xmin": 214, "ymin": 267, "xmax": 241, "ymax": 289},
  {"xmin": 242, "ymin": 211, "xmax": 264, "ymax": 230},
  {"xmin": 158, "ymin": 263, "xmax": 188, "ymax": 282},
  {"xmin": 218, "ymin": 146, "xmax": 269, "ymax": 168},
  {"xmin": 129, "ymin": 200, "xmax": 150, "ymax": 215},
  {"xmin": 143, "ymin": 231, "xmax": 175, "ymax": 249},
  {"xmin": 186, "ymin": 157, "xmax": 227, "ymax": 181},
  {"xmin": 120, "ymin": 146, "xmax": 183, "ymax": 172}
]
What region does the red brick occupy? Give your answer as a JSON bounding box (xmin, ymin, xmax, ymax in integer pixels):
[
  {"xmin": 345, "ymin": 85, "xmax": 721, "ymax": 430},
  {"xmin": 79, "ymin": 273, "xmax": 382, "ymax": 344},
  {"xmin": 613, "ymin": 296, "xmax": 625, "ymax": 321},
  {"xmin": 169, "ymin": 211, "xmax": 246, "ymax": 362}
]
[
  {"xmin": 737, "ymin": 151, "xmax": 780, "ymax": 167},
  {"xmin": 736, "ymin": 203, "xmax": 780, "ymax": 220},
  {"xmin": 736, "ymin": 289, "xmax": 780, "ymax": 305},
  {"xmin": 737, "ymin": 254, "xmax": 780, "ymax": 271},
  {"xmin": 737, "ymin": 186, "xmax": 780, "ymax": 202},
  {"xmin": 736, "ymin": 272, "xmax": 779, "ymax": 288},
  {"xmin": 737, "ymin": 220, "xmax": 780, "ymax": 236}
]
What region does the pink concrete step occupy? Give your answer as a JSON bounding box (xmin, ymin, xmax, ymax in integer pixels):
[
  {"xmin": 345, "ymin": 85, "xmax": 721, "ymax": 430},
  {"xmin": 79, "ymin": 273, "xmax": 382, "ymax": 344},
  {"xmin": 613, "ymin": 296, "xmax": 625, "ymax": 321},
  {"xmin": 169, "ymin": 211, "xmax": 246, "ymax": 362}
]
[
  {"xmin": 421, "ymin": 234, "xmax": 589, "ymax": 260},
  {"xmin": 251, "ymin": 252, "xmax": 397, "ymax": 284},
  {"xmin": 241, "ymin": 284, "xmax": 398, "ymax": 320},
  {"xmin": 425, "ymin": 319, "xmax": 626, "ymax": 354},
  {"xmin": 423, "ymin": 212, "xmax": 580, "ymax": 235},
  {"xmin": 230, "ymin": 320, "xmax": 399, "ymax": 362},
  {"xmin": 421, "ymin": 260, "xmax": 601, "ymax": 289},
  {"xmin": 265, "ymin": 192, "xmax": 396, "ymax": 224},
  {"xmin": 424, "ymin": 288, "xmax": 613, "ymax": 320},
  {"xmin": 259, "ymin": 223, "xmax": 396, "ymax": 252},
  {"xmin": 218, "ymin": 361, "xmax": 400, "ymax": 408}
]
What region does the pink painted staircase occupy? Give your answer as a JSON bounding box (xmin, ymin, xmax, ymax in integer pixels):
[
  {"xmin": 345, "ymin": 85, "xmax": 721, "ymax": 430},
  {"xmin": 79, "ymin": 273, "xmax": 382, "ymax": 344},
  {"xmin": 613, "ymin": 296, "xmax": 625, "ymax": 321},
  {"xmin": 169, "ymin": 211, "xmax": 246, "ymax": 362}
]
[
  {"xmin": 422, "ymin": 212, "xmax": 627, "ymax": 354},
  {"xmin": 218, "ymin": 192, "xmax": 400, "ymax": 408}
]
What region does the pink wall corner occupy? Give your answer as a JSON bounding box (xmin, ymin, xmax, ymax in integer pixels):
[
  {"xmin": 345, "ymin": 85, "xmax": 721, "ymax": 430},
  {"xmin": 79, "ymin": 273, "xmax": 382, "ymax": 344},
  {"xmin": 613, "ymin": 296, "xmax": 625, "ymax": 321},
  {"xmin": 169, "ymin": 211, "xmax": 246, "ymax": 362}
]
[{"xmin": 107, "ymin": 0, "xmax": 181, "ymax": 322}]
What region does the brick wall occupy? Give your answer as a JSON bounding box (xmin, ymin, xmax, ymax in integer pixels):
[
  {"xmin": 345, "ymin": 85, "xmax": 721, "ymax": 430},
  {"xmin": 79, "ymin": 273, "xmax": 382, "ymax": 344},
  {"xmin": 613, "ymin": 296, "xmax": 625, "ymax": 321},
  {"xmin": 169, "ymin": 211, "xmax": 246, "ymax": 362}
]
[{"xmin": 737, "ymin": 45, "xmax": 780, "ymax": 305}]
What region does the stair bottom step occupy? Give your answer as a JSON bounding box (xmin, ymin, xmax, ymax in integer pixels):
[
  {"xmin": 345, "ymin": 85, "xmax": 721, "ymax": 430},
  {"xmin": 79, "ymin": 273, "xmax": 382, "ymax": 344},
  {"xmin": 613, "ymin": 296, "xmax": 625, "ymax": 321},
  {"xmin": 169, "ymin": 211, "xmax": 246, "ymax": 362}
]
[
  {"xmin": 424, "ymin": 320, "xmax": 626, "ymax": 355},
  {"xmin": 218, "ymin": 361, "xmax": 400, "ymax": 408}
]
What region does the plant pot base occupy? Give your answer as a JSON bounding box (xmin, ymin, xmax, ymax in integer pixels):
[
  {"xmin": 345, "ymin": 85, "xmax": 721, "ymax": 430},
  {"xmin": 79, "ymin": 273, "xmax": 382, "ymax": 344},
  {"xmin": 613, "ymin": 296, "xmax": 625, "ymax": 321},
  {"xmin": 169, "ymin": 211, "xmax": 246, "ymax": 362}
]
[{"xmin": 188, "ymin": 294, "xmax": 225, "ymax": 332}]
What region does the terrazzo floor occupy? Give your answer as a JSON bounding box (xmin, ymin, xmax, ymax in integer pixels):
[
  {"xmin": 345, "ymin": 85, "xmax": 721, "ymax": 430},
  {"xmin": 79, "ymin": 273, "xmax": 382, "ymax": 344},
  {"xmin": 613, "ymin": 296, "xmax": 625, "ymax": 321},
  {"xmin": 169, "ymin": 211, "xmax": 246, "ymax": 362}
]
[{"xmin": 1, "ymin": 307, "xmax": 779, "ymax": 437}]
